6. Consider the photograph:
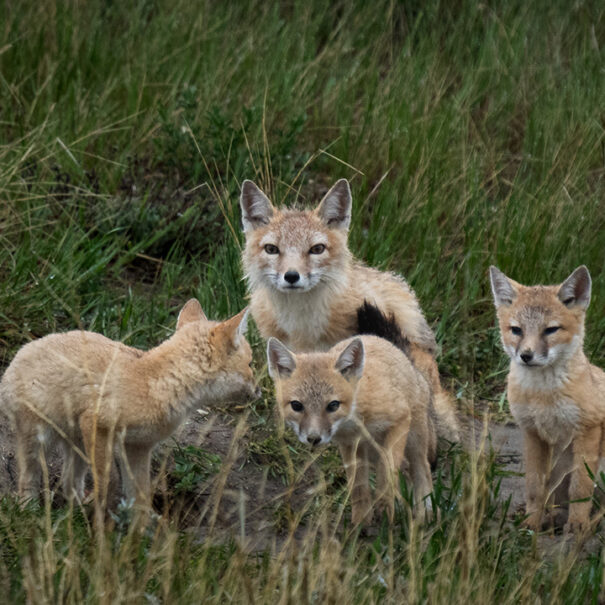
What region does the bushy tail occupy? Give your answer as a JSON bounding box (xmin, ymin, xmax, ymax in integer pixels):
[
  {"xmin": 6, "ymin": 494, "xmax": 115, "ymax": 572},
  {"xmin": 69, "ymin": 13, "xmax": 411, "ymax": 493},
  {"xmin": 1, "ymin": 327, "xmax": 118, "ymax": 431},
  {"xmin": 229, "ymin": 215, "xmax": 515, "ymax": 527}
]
[{"xmin": 356, "ymin": 300, "xmax": 411, "ymax": 356}]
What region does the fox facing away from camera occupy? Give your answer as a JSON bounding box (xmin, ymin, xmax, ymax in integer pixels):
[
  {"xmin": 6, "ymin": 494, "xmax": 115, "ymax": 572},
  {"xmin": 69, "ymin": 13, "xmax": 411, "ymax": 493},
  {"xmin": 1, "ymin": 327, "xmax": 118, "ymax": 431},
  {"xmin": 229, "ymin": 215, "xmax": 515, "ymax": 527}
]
[
  {"xmin": 490, "ymin": 265, "xmax": 605, "ymax": 533},
  {"xmin": 240, "ymin": 178, "xmax": 459, "ymax": 442},
  {"xmin": 267, "ymin": 304, "xmax": 436, "ymax": 524},
  {"xmin": 0, "ymin": 300, "xmax": 258, "ymax": 508}
]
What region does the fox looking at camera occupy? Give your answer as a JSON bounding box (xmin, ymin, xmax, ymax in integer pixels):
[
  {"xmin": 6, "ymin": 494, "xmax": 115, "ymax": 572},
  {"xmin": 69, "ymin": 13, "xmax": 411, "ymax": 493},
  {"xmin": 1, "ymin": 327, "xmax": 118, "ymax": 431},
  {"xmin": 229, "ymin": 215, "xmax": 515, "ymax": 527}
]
[
  {"xmin": 240, "ymin": 178, "xmax": 459, "ymax": 442},
  {"xmin": 266, "ymin": 305, "xmax": 435, "ymax": 524},
  {"xmin": 490, "ymin": 265, "xmax": 605, "ymax": 533}
]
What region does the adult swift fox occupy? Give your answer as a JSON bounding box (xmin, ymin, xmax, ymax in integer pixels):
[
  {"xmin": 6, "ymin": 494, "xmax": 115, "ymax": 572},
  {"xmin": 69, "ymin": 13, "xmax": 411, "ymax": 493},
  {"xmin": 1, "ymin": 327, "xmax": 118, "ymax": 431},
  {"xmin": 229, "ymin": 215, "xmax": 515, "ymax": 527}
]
[
  {"xmin": 490, "ymin": 265, "xmax": 605, "ymax": 532},
  {"xmin": 266, "ymin": 304, "xmax": 435, "ymax": 524},
  {"xmin": 240, "ymin": 178, "xmax": 459, "ymax": 442},
  {"xmin": 0, "ymin": 300, "xmax": 258, "ymax": 507}
]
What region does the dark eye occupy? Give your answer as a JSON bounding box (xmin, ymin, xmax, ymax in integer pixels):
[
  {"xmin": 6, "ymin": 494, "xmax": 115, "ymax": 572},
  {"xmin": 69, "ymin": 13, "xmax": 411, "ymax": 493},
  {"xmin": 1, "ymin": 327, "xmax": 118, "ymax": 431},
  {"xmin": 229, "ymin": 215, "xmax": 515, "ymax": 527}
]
[
  {"xmin": 510, "ymin": 326, "xmax": 522, "ymax": 336},
  {"xmin": 290, "ymin": 400, "xmax": 303, "ymax": 412},
  {"xmin": 326, "ymin": 400, "xmax": 340, "ymax": 413},
  {"xmin": 264, "ymin": 244, "xmax": 279, "ymax": 254},
  {"xmin": 544, "ymin": 326, "xmax": 560, "ymax": 335},
  {"xmin": 309, "ymin": 244, "xmax": 326, "ymax": 255}
]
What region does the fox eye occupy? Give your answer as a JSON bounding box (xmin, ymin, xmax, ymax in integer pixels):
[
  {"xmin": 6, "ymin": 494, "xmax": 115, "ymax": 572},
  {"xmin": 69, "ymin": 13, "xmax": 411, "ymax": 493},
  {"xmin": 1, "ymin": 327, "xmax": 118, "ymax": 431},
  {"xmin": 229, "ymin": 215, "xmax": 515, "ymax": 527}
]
[
  {"xmin": 544, "ymin": 326, "xmax": 560, "ymax": 335},
  {"xmin": 326, "ymin": 400, "xmax": 340, "ymax": 413},
  {"xmin": 510, "ymin": 326, "xmax": 522, "ymax": 336},
  {"xmin": 290, "ymin": 400, "xmax": 303, "ymax": 412},
  {"xmin": 309, "ymin": 244, "xmax": 326, "ymax": 255},
  {"xmin": 264, "ymin": 244, "xmax": 279, "ymax": 255}
]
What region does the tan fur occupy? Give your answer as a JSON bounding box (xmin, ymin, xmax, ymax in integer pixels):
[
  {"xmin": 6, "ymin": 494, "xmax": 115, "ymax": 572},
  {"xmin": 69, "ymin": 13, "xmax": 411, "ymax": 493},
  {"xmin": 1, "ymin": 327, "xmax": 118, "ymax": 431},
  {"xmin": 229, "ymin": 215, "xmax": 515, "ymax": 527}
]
[
  {"xmin": 240, "ymin": 179, "xmax": 459, "ymax": 442},
  {"xmin": 267, "ymin": 335, "xmax": 436, "ymax": 524},
  {"xmin": 0, "ymin": 302, "xmax": 258, "ymax": 507},
  {"xmin": 490, "ymin": 265, "xmax": 605, "ymax": 533}
]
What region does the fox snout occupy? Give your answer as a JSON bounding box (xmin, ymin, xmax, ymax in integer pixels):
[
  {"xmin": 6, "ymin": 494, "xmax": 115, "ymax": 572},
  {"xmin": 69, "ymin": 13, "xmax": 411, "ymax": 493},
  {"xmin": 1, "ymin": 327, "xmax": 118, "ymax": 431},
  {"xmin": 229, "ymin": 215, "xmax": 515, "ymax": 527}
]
[
  {"xmin": 520, "ymin": 350, "xmax": 533, "ymax": 364},
  {"xmin": 305, "ymin": 432, "xmax": 322, "ymax": 447},
  {"xmin": 284, "ymin": 270, "xmax": 300, "ymax": 284}
]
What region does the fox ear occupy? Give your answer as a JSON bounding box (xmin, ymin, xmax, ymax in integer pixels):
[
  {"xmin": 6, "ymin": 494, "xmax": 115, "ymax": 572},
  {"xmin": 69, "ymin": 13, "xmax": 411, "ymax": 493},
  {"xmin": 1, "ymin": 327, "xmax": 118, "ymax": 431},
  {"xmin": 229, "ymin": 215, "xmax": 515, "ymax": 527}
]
[
  {"xmin": 240, "ymin": 180, "xmax": 274, "ymax": 232},
  {"xmin": 176, "ymin": 299, "xmax": 207, "ymax": 330},
  {"xmin": 335, "ymin": 338, "xmax": 365, "ymax": 380},
  {"xmin": 558, "ymin": 265, "xmax": 591, "ymax": 309},
  {"xmin": 267, "ymin": 338, "xmax": 297, "ymax": 378},
  {"xmin": 214, "ymin": 308, "xmax": 250, "ymax": 349},
  {"xmin": 489, "ymin": 266, "xmax": 517, "ymax": 307},
  {"xmin": 316, "ymin": 179, "xmax": 352, "ymax": 230}
]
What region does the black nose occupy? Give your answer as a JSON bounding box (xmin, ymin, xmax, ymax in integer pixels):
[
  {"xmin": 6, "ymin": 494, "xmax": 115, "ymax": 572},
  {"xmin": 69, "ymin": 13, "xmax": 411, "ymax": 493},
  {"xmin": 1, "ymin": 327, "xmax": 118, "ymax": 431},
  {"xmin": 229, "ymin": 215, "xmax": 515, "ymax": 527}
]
[
  {"xmin": 284, "ymin": 271, "xmax": 300, "ymax": 284},
  {"xmin": 307, "ymin": 435, "xmax": 321, "ymax": 446},
  {"xmin": 520, "ymin": 351, "xmax": 533, "ymax": 364}
]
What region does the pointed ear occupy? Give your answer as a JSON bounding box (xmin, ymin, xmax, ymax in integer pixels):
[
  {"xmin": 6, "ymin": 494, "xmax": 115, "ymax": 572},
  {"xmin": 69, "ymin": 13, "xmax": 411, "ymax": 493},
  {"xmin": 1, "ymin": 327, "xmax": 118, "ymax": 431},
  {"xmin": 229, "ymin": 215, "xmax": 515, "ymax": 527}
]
[
  {"xmin": 558, "ymin": 265, "xmax": 591, "ymax": 309},
  {"xmin": 335, "ymin": 338, "xmax": 365, "ymax": 380},
  {"xmin": 240, "ymin": 180, "xmax": 274, "ymax": 232},
  {"xmin": 315, "ymin": 179, "xmax": 352, "ymax": 230},
  {"xmin": 214, "ymin": 308, "xmax": 250, "ymax": 349},
  {"xmin": 176, "ymin": 299, "xmax": 207, "ymax": 330},
  {"xmin": 267, "ymin": 338, "xmax": 297, "ymax": 379},
  {"xmin": 489, "ymin": 266, "xmax": 518, "ymax": 308}
]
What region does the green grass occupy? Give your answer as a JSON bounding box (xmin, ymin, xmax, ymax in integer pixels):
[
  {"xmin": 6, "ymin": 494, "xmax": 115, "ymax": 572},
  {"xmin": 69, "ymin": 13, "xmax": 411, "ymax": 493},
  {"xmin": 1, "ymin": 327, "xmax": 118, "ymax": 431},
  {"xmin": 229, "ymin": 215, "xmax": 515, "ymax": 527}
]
[{"xmin": 1, "ymin": 0, "xmax": 605, "ymax": 602}]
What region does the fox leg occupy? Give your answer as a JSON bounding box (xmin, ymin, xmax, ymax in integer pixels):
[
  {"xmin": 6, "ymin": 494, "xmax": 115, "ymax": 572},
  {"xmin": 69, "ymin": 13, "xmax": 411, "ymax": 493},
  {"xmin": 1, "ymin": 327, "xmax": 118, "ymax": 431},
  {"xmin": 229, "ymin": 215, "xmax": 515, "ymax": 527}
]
[
  {"xmin": 405, "ymin": 431, "xmax": 434, "ymax": 522},
  {"xmin": 339, "ymin": 441, "xmax": 371, "ymax": 525},
  {"xmin": 565, "ymin": 425, "xmax": 601, "ymax": 533},
  {"xmin": 375, "ymin": 418, "xmax": 410, "ymax": 521},
  {"xmin": 543, "ymin": 443, "xmax": 572, "ymax": 529},
  {"xmin": 80, "ymin": 414, "xmax": 113, "ymax": 510},
  {"xmin": 120, "ymin": 444, "xmax": 152, "ymax": 507},
  {"xmin": 15, "ymin": 423, "xmax": 43, "ymax": 500},
  {"xmin": 60, "ymin": 439, "xmax": 88, "ymax": 501},
  {"xmin": 522, "ymin": 428, "xmax": 551, "ymax": 530}
]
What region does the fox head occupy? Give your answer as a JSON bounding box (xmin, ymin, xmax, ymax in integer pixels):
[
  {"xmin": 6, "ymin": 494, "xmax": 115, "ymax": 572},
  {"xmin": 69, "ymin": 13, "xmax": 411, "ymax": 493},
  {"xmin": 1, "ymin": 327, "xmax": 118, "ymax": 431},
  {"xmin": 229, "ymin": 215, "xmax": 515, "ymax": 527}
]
[
  {"xmin": 239, "ymin": 179, "xmax": 353, "ymax": 294},
  {"xmin": 266, "ymin": 337, "xmax": 365, "ymax": 446},
  {"xmin": 176, "ymin": 299, "xmax": 260, "ymax": 403},
  {"xmin": 489, "ymin": 266, "xmax": 591, "ymax": 369}
]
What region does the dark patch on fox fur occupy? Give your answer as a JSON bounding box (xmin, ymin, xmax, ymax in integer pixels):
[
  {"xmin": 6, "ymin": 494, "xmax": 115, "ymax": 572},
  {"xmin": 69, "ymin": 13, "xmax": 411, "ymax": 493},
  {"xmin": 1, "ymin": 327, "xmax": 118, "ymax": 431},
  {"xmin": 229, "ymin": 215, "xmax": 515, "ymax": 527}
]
[{"xmin": 355, "ymin": 301, "xmax": 411, "ymax": 358}]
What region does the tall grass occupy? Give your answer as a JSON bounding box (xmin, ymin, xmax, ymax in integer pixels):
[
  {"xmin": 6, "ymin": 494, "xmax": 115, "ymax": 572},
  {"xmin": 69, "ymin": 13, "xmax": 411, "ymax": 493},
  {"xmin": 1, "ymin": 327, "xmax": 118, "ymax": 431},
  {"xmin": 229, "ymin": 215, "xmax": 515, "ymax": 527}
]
[{"xmin": 1, "ymin": 0, "xmax": 604, "ymax": 602}]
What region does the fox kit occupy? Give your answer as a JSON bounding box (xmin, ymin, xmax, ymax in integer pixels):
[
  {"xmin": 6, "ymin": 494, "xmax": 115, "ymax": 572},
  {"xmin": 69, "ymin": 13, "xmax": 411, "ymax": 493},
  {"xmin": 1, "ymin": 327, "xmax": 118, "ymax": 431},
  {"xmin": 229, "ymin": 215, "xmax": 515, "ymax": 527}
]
[
  {"xmin": 0, "ymin": 300, "xmax": 258, "ymax": 507},
  {"xmin": 267, "ymin": 306, "xmax": 435, "ymax": 524},
  {"xmin": 490, "ymin": 265, "xmax": 605, "ymax": 532},
  {"xmin": 240, "ymin": 178, "xmax": 459, "ymax": 442}
]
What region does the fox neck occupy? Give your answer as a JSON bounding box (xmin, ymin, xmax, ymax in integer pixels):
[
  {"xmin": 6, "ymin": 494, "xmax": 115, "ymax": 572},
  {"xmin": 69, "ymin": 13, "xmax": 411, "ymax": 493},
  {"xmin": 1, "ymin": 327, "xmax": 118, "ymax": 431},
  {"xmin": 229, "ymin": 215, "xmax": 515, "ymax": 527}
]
[
  {"xmin": 269, "ymin": 273, "xmax": 349, "ymax": 351},
  {"xmin": 139, "ymin": 329, "xmax": 222, "ymax": 416}
]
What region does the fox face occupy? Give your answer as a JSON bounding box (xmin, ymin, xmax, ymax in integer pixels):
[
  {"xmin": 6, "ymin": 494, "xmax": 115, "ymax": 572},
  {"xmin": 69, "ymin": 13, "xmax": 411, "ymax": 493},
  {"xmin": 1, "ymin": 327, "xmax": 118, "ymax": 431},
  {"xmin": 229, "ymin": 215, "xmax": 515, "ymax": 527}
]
[
  {"xmin": 266, "ymin": 337, "xmax": 365, "ymax": 445},
  {"xmin": 240, "ymin": 179, "xmax": 353, "ymax": 293},
  {"xmin": 489, "ymin": 266, "xmax": 591, "ymax": 369}
]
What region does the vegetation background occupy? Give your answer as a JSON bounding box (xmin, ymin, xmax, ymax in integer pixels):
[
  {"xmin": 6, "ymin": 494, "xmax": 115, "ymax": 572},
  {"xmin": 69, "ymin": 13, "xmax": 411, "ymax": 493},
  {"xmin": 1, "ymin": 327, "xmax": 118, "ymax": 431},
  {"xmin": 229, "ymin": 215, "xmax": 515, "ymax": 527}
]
[{"xmin": 0, "ymin": 0, "xmax": 604, "ymax": 602}]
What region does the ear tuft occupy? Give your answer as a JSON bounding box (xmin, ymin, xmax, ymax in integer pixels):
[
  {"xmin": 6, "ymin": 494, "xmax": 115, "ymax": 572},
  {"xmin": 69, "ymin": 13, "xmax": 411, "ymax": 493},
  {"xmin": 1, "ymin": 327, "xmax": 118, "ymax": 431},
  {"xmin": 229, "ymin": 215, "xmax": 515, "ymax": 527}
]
[
  {"xmin": 214, "ymin": 308, "xmax": 250, "ymax": 349},
  {"xmin": 489, "ymin": 266, "xmax": 517, "ymax": 307},
  {"xmin": 334, "ymin": 338, "xmax": 365, "ymax": 380},
  {"xmin": 267, "ymin": 338, "xmax": 297, "ymax": 379},
  {"xmin": 558, "ymin": 265, "xmax": 591, "ymax": 309},
  {"xmin": 316, "ymin": 179, "xmax": 352, "ymax": 230},
  {"xmin": 240, "ymin": 180, "xmax": 274, "ymax": 232},
  {"xmin": 176, "ymin": 299, "xmax": 207, "ymax": 330}
]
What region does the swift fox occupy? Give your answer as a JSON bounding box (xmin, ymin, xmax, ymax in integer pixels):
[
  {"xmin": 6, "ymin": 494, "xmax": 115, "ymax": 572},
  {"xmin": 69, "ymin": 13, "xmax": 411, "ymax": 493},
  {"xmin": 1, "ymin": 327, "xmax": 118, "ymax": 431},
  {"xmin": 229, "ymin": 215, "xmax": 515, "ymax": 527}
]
[
  {"xmin": 490, "ymin": 265, "xmax": 605, "ymax": 532},
  {"xmin": 266, "ymin": 304, "xmax": 435, "ymax": 524},
  {"xmin": 0, "ymin": 300, "xmax": 258, "ymax": 507},
  {"xmin": 240, "ymin": 178, "xmax": 459, "ymax": 442}
]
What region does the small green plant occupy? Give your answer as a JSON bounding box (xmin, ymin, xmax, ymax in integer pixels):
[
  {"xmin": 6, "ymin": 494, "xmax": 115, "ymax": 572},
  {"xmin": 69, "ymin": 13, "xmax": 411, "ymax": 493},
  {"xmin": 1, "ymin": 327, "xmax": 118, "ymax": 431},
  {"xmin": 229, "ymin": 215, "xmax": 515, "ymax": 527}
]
[{"xmin": 170, "ymin": 444, "xmax": 222, "ymax": 495}]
